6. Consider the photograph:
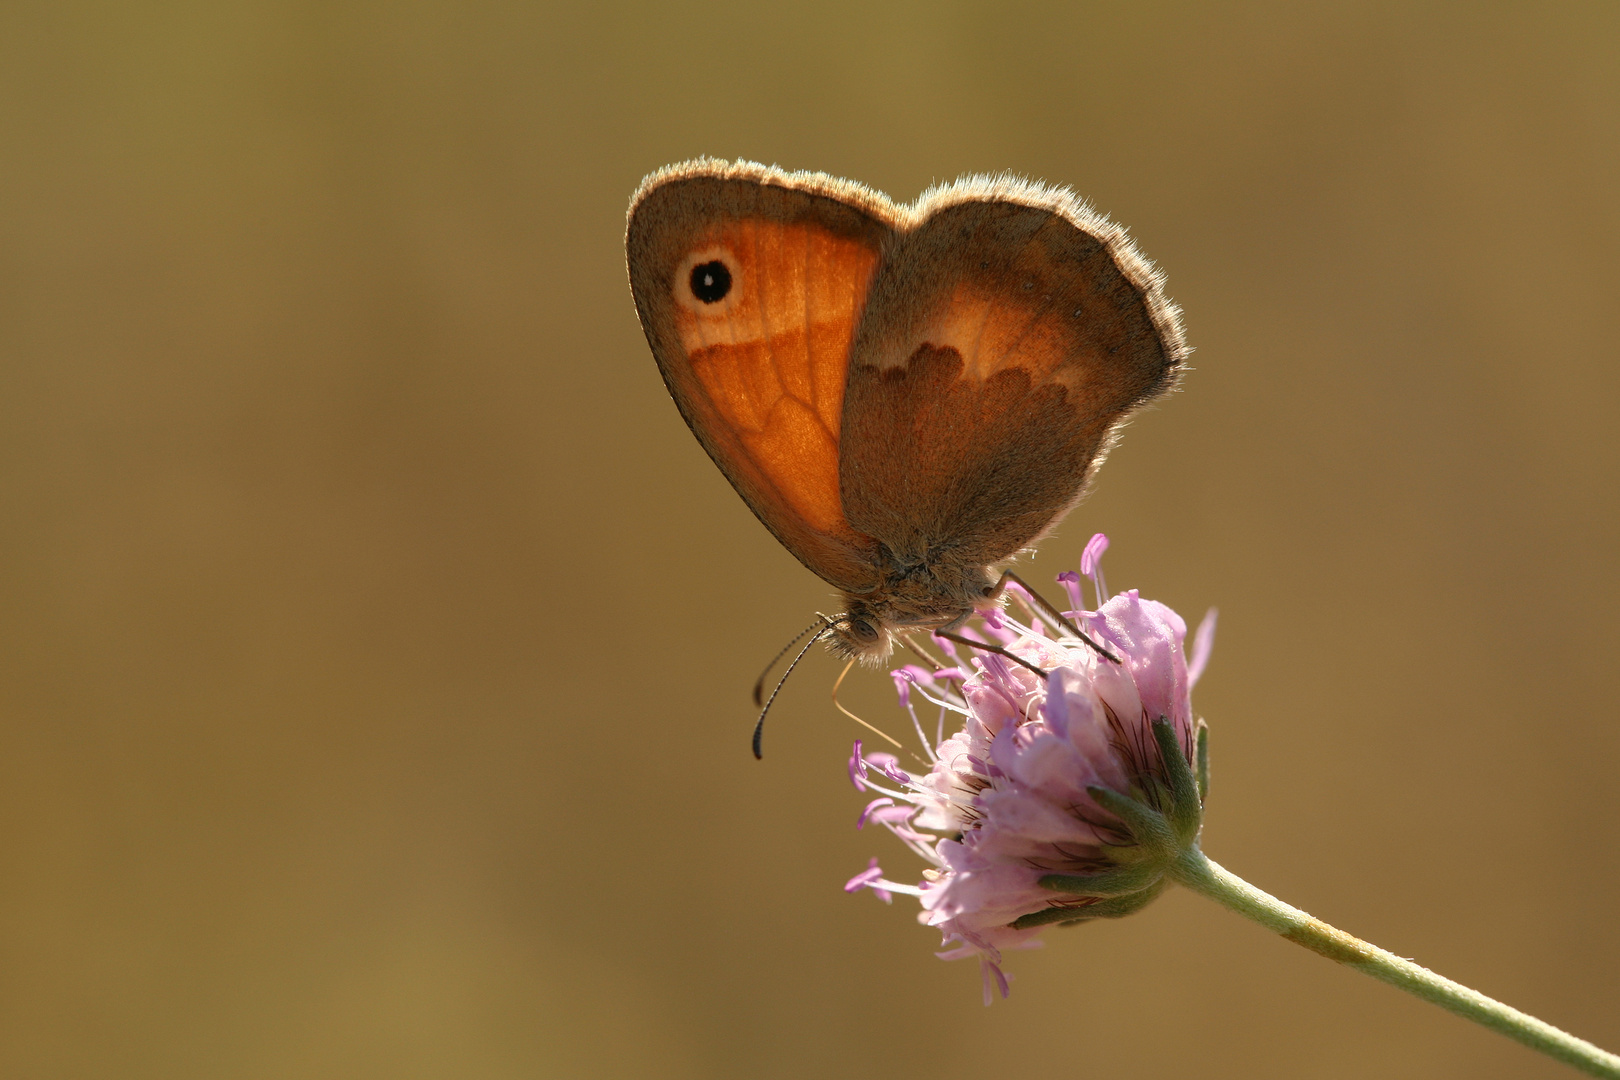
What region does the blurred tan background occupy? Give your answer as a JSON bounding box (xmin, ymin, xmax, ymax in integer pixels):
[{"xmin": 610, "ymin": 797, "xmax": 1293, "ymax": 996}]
[{"xmin": 2, "ymin": 2, "xmax": 1617, "ymax": 1077}]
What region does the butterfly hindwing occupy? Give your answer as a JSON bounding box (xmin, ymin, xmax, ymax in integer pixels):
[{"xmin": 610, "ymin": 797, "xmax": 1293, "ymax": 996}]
[{"xmin": 839, "ymin": 179, "xmax": 1185, "ymax": 567}]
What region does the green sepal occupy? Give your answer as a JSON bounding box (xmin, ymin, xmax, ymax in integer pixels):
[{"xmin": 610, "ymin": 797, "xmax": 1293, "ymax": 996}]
[
  {"xmin": 1096, "ymin": 840, "xmax": 1157, "ymax": 866},
  {"xmin": 1137, "ymin": 775, "xmax": 1174, "ymax": 816},
  {"xmin": 1153, "ymin": 717, "xmax": 1202, "ymax": 842},
  {"xmin": 1086, "ymin": 784, "xmax": 1177, "ymax": 853},
  {"xmin": 1078, "ymin": 879, "xmax": 1167, "ymax": 919},
  {"xmin": 1195, "ymin": 718, "xmax": 1210, "ymax": 802},
  {"xmin": 1011, "ymin": 879, "xmax": 1170, "ymax": 929},
  {"xmin": 1038, "ymin": 863, "xmax": 1162, "ymax": 898},
  {"xmin": 1011, "ymin": 904, "xmax": 1101, "ymax": 929}
]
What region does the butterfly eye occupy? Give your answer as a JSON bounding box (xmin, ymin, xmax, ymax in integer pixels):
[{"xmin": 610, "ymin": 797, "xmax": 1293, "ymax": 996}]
[
  {"xmin": 689, "ymin": 260, "xmax": 732, "ymax": 304},
  {"xmin": 846, "ymin": 617, "xmax": 880, "ymax": 644}
]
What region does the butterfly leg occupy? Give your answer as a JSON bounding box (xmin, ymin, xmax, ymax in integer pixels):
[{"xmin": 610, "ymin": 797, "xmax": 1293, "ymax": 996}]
[
  {"xmin": 988, "ymin": 570, "xmax": 1122, "ymax": 664},
  {"xmin": 895, "ymin": 631, "xmax": 950, "ymax": 671},
  {"xmin": 934, "ymin": 629, "xmax": 1051, "ymax": 680}
]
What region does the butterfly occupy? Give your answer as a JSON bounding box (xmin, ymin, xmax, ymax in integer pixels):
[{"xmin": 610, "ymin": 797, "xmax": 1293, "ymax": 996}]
[{"xmin": 626, "ymin": 159, "xmax": 1186, "ymax": 667}]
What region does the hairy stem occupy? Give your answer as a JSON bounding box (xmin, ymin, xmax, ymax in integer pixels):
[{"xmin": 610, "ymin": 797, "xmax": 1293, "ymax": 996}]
[{"xmin": 1169, "ymin": 849, "xmax": 1620, "ymax": 1078}]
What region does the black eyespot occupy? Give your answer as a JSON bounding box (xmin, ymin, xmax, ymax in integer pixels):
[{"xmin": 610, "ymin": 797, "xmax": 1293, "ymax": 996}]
[{"xmin": 689, "ymin": 260, "xmax": 731, "ymax": 303}]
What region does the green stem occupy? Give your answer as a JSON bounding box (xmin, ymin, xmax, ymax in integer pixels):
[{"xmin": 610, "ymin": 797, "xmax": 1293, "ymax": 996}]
[{"xmin": 1170, "ymin": 848, "xmax": 1620, "ymax": 1079}]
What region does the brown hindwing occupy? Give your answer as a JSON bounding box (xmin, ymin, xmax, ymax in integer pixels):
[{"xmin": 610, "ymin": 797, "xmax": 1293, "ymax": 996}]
[{"xmin": 840, "ymin": 178, "xmax": 1186, "ymax": 568}]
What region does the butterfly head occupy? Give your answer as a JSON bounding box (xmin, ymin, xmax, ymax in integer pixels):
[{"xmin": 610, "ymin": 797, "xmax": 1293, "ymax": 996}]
[
  {"xmin": 828, "ymin": 609, "xmax": 888, "ymax": 659},
  {"xmin": 830, "ymin": 562, "xmax": 997, "ymax": 661}
]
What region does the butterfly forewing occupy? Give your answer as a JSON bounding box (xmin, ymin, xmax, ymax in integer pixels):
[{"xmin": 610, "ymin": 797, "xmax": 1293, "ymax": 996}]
[{"xmin": 627, "ymin": 163, "xmax": 896, "ymax": 593}]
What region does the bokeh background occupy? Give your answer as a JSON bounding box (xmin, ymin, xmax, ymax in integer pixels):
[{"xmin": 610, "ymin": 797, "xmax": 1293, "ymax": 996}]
[{"xmin": 3, "ymin": 2, "xmax": 1617, "ymax": 1077}]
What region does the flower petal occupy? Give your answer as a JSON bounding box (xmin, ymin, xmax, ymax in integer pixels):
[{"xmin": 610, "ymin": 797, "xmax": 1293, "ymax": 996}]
[{"xmin": 1188, "ymin": 607, "xmax": 1218, "ymax": 689}]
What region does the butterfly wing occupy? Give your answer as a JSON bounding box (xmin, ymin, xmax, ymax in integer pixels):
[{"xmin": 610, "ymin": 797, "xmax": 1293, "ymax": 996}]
[
  {"xmin": 839, "ymin": 178, "xmax": 1187, "ymax": 566},
  {"xmin": 626, "ymin": 161, "xmax": 898, "ymax": 593}
]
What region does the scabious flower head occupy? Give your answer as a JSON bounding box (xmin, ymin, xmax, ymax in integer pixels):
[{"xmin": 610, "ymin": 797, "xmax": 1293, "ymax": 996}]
[{"xmin": 846, "ymin": 535, "xmax": 1214, "ymax": 1003}]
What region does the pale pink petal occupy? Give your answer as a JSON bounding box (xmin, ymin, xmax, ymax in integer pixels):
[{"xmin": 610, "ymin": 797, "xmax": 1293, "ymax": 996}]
[
  {"xmin": 1080, "ymin": 532, "xmax": 1110, "ymax": 575},
  {"xmin": 1188, "ymin": 607, "xmax": 1218, "ymax": 688},
  {"xmin": 857, "ymin": 797, "xmax": 895, "ymax": 828},
  {"xmin": 1056, "ymin": 570, "xmax": 1085, "ymax": 613},
  {"xmin": 844, "ymin": 857, "xmax": 885, "ymax": 892},
  {"xmin": 1081, "ymin": 532, "xmax": 1111, "ymax": 606}
]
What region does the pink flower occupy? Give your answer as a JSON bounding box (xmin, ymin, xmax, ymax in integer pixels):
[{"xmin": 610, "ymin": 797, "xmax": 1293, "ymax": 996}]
[{"xmin": 846, "ymin": 536, "xmax": 1215, "ymax": 1002}]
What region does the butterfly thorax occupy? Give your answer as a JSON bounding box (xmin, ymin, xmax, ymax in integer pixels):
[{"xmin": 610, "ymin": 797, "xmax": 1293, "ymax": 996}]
[{"xmin": 830, "ymin": 553, "xmax": 996, "ymax": 660}]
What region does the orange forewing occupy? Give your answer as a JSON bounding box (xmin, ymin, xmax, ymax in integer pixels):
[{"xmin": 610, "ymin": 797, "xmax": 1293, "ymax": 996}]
[
  {"xmin": 627, "ymin": 167, "xmax": 893, "ymax": 592},
  {"xmin": 671, "ymin": 219, "xmax": 876, "ymax": 536}
]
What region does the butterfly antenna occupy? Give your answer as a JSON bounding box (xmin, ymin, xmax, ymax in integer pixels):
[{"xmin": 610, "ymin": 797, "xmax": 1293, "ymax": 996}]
[
  {"xmin": 752, "ymin": 615, "xmax": 835, "ymax": 708},
  {"xmin": 830, "ymin": 658, "xmax": 903, "ymax": 751},
  {"xmin": 752, "ymin": 620, "xmax": 834, "ymax": 759}
]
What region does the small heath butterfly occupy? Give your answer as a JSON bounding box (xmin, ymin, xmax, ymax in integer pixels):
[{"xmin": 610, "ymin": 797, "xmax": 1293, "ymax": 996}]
[{"xmin": 626, "ymin": 159, "xmax": 1186, "ymax": 666}]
